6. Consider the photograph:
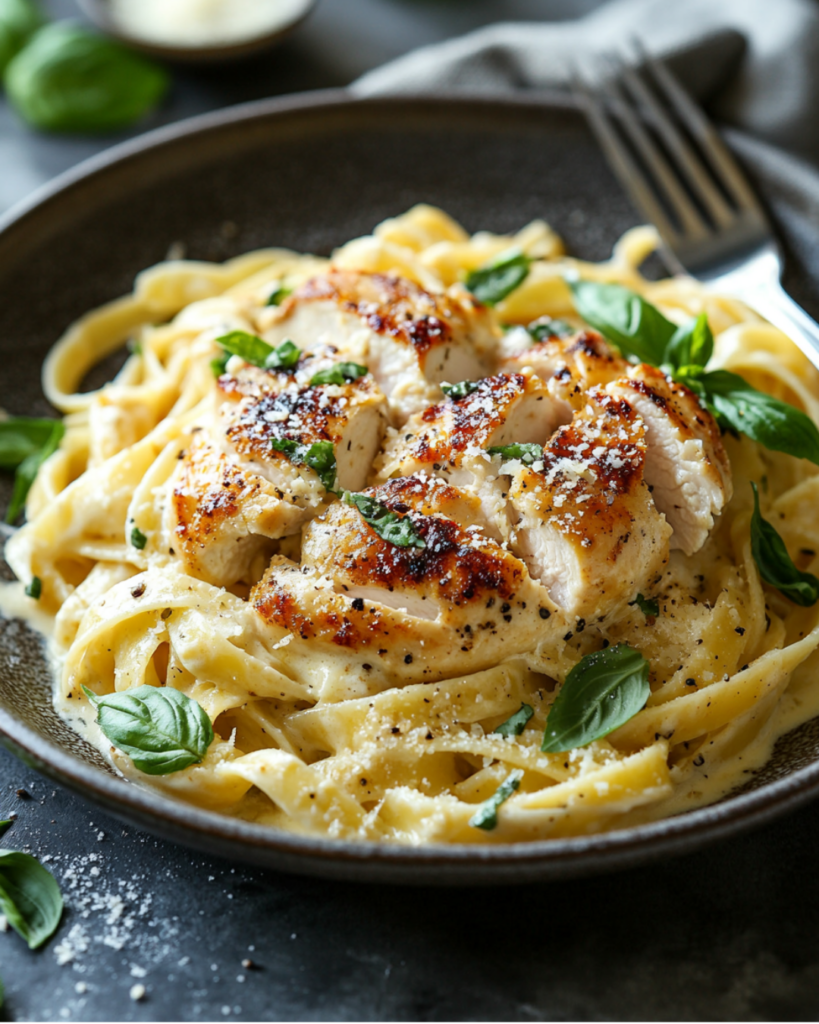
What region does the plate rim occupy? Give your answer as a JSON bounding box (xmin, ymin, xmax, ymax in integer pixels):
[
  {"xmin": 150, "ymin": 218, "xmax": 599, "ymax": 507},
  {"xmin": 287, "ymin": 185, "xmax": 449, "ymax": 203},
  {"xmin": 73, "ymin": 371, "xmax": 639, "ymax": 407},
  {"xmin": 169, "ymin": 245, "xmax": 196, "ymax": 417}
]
[{"xmin": 2, "ymin": 88, "xmax": 819, "ymax": 883}]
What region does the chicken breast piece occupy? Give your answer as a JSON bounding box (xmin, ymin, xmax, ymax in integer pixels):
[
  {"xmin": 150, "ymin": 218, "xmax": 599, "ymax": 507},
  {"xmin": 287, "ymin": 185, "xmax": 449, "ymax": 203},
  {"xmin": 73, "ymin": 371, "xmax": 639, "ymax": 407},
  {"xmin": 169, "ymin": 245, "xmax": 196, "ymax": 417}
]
[
  {"xmin": 607, "ymin": 364, "xmax": 732, "ymax": 555},
  {"xmin": 503, "ymin": 390, "xmax": 672, "ymax": 621},
  {"xmin": 252, "ymin": 476, "xmax": 561, "ymax": 685},
  {"xmin": 257, "ymin": 270, "xmax": 494, "ymax": 425}
]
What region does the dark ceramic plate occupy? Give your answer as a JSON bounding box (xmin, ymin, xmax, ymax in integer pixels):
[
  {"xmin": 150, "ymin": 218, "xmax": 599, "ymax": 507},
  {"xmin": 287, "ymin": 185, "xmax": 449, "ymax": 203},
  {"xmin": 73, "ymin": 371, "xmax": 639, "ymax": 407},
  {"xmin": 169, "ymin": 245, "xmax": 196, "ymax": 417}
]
[{"xmin": 2, "ymin": 92, "xmax": 819, "ymax": 885}]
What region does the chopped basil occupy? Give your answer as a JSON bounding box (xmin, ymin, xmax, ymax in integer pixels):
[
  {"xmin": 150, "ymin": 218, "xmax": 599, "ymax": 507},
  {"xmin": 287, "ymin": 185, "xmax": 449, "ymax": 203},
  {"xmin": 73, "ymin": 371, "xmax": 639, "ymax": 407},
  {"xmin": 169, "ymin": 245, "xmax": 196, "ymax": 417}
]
[
  {"xmin": 527, "ymin": 316, "xmax": 575, "ymax": 341},
  {"xmin": 541, "ymin": 644, "xmax": 650, "ymax": 752},
  {"xmin": 469, "ymin": 770, "xmax": 523, "ymax": 830},
  {"xmin": 630, "ymin": 593, "xmax": 659, "ymax": 618},
  {"xmin": 309, "ymin": 362, "xmax": 368, "ymax": 387},
  {"xmin": 130, "ymin": 526, "xmax": 147, "ymax": 550},
  {"xmin": 750, "ymin": 482, "xmax": 819, "ymax": 606},
  {"xmin": 4, "ymin": 418, "xmax": 64, "ymax": 524},
  {"xmin": 24, "ymin": 575, "xmax": 41, "ymax": 600},
  {"xmin": 210, "ymin": 352, "xmax": 230, "ymax": 377},
  {"xmin": 265, "ymin": 284, "xmax": 292, "ymax": 306},
  {"xmin": 441, "ymin": 380, "xmax": 481, "ymax": 400},
  {"xmin": 82, "ymin": 684, "xmax": 214, "ymax": 775},
  {"xmin": 465, "ymin": 249, "xmax": 532, "ymax": 306},
  {"xmin": 270, "ymin": 438, "xmax": 337, "ymax": 492},
  {"xmin": 342, "ymin": 491, "xmax": 426, "ymax": 549},
  {"xmin": 494, "ymin": 703, "xmax": 534, "ymax": 737},
  {"xmin": 0, "ymin": 849, "xmax": 63, "ymax": 949},
  {"xmin": 487, "ymin": 443, "xmax": 544, "ymax": 466},
  {"xmin": 216, "ymin": 331, "xmax": 301, "ymax": 372}
]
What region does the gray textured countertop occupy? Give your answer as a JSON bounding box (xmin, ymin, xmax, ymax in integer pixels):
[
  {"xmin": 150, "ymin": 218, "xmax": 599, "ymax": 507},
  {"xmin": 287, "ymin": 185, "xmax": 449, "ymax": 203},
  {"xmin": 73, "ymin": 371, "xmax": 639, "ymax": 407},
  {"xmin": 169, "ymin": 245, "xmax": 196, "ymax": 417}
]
[{"xmin": 3, "ymin": 1, "xmax": 819, "ymax": 1020}]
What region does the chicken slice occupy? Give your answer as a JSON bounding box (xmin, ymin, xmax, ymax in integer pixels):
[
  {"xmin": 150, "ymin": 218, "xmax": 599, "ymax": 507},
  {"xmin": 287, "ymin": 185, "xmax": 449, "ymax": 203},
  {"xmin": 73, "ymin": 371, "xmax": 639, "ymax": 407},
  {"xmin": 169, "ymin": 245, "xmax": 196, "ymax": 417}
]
[
  {"xmin": 503, "ymin": 390, "xmax": 672, "ymax": 621},
  {"xmin": 607, "ymin": 364, "xmax": 732, "ymax": 555},
  {"xmin": 257, "ymin": 270, "xmax": 494, "ymax": 424},
  {"xmin": 252, "ymin": 476, "xmax": 561, "ymax": 685}
]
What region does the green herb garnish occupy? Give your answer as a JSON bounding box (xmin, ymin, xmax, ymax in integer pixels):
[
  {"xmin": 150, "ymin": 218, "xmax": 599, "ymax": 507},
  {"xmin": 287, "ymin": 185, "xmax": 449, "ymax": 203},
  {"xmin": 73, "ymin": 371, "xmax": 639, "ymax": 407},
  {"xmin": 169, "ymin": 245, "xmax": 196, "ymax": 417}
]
[
  {"xmin": 342, "ymin": 491, "xmax": 426, "ymax": 549},
  {"xmin": 309, "ymin": 362, "xmax": 368, "ymax": 387},
  {"xmin": 630, "ymin": 593, "xmax": 659, "ymax": 618},
  {"xmin": 494, "ymin": 703, "xmax": 534, "ymax": 737},
  {"xmin": 266, "ymin": 284, "xmax": 292, "ymax": 307},
  {"xmin": 215, "ymin": 332, "xmax": 301, "ymax": 372},
  {"xmin": 210, "ymin": 352, "xmax": 230, "ymax": 377},
  {"xmin": 487, "ymin": 443, "xmax": 544, "ymax": 465},
  {"xmin": 469, "ymin": 770, "xmax": 523, "ymax": 831},
  {"xmin": 441, "ymin": 380, "xmax": 481, "ymax": 400},
  {"xmin": 527, "ymin": 316, "xmax": 575, "ymax": 341},
  {"xmin": 270, "ymin": 438, "xmax": 337, "ymax": 492},
  {"xmin": 130, "ymin": 526, "xmax": 147, "ymax": 550},
  {"xmin": 82, "ymin": 684, "xmax": 214, "ymax": 776},
  {"xmin": 24, "ymin": 576, "xmax": 41, "ymax": 600},
  {"xmin": 750, "ymin": 482, "xmax": 819, "ymax": 606},
  {"xmin": 4, "ymin": 418, "xmax": 64, "ymax": 524},
  {"xmin": 465, "ymin": 249, "xmax": 532, "ymax": 306},
  {"xmin": 541, "ymin": 644, "xmax": 650, "ymax": 753},
  {"xmin": 0, "ymin": 849, "xmax": 63, "ymax": 949}
]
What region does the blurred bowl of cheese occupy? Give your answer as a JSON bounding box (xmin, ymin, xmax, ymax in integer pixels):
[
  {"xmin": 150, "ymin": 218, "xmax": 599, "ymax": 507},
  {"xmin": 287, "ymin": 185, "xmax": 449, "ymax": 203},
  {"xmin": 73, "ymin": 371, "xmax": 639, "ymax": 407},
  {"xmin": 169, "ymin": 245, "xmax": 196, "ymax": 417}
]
[{"xmin": 77, "ymin": 0, "xmax": 317, "ymax": 63}]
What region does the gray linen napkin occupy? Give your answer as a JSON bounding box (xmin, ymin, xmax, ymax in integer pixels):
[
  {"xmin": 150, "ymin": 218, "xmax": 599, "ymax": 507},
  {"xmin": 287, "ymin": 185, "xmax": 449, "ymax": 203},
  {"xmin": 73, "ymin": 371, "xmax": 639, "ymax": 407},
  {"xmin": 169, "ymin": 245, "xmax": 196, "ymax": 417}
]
[{"xmin": 352, "ymin": 0, "xmax": 819, "ymax": 165}]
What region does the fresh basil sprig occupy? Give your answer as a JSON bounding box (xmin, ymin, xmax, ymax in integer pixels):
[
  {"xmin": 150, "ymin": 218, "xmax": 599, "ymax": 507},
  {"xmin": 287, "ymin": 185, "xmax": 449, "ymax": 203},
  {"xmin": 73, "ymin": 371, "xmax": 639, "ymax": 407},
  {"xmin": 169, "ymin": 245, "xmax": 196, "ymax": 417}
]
[
  {"xmin": 465, "ymin": 249, "xmax": 532, "ymax": 306},
  {"xmin": 750, "ymin": 482, "xmax": 819, "ymax": 606},
  {"xmin": 82, "ymin": 684, "xmax": 214, "ymax": 775},
  {"xmin": 266, "ymin": 284, "xmax": 292, "ymax": 307},
  {"xmin": 309, "ymin": 362, "xmax": 368, "ymax": 387},
  {"xmin": 527, "ymin": 316, "xmax": 575, "ymax": 341},
  {"xmin": 630, "ymin": 593, "xmax": 659, "ymax": 618},
  {"xmin": 3, "ymin": 417, "xmax": 64, "ymax": 524},
  {"xmin": 216, "ymin": 332, "xmax": 301, "ymax": 372},
  {"xmin": 569, "ymin": 279, "xmax": 676, "ymax": 366},
  {"xmin": 0, "ymin": 849, "xmax": 63, "ymax": 949},
  {"xmin": 441, "ymin": 380, "xmax": 481, "ymax": 400},
  {"xmin": 494, "ymin": 703, "xmax": 534, "ymax": 737},
  {"xmin": 469, "ymin": 770, "xmax": 523, "ymax": 831},
  {"xmin": 342, "ymin": 491, "xmax": 426, "ymax": 549},
  {"xmin": 541, "ymin": 644, "xmax": 650, "ymax": 752},
  {"xmin": 487, "ymin": 443, "xmax": 544, "ymax": 466},
  {"xmin": 270, "ymin": 438, "xmax": 337, "ymax": 492}
]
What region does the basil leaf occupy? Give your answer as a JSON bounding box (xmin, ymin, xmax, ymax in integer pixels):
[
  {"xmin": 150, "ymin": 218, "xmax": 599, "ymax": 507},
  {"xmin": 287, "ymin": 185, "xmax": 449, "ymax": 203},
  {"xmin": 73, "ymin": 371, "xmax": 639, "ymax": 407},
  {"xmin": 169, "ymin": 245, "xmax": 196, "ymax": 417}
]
[
  {"xmin": 265, "ymin": 340, "xmax": 301, "ymax": 371},
  {"xmin": 0, "ymin": 849, "xmax": 63, "ymax": 949},
  {"xmin": 309, "ymin": 362, "xmax": 368, "ymax": 387},
  {"xmin": 266, "ymin": 284, "xmax": 292, "ymax": 307},
  {"xmin": 270, "ymin": 438, "xmax": 337, "ymax": 492},
  {"xmin": 469, "ymin": 770, "xmax": 523, "ymax": 831},
  {"xmin": 630, "ymin": 593, "xmax": 659, "ymax": 618},
  {"xmin": 0, "ymin": 416, "xmax": 61, "ymax": 470},
  {"xmin": 527, "ymin": 316, "xmax": 575, "ymax": 341},
  {"xmin": 5, "ymin": 419, "xmax": 63, "ymax": 524},
  {"xmin": 494, "ymin": 703, "xmax": 534, "ymax": 737},
  {"xmin": 750, "ymin": 483, "xmax": 819, "ymax": 606},
  {"xmin": 5, "ymin": 22, "xmax": 169, "ymax": 133},
  {"xmin": 664, "ymin": 313, "xmax": 713, "ymax": 372},
  {"xmin": 541, "ymin": 644, "xmax": 650, "ymax": 752},
  {"xmin": 487, "ymin": 443, "xmax": 544, "ymax": 466},
  {"xmin": 696, "ymin": 370, "xmax": 819, "ymax": 465},
  {"xmin": 465, "ymin": 250, "xmax": 532, "ymax": 306},
  {"xmin": 0, "ymin": 820, "xmax": 10, "ymax": 837},
  {"xmin": 441, "ymin": 380, "xmax": 481, "ymax": 400},
  {"xmin": 130, "ymin": 526, "xmax": 147, "ymax": 550},
  {"xmin": 569, "ymin": 280, "xmax": 676, "ymax": 365},
  {"xmin": 24, "ymin": 575, "xmax": 41, "ymax": 600},
  {"xmin": 0, "ymin": 0, "xmax": 42, "ymax": 76},
  {"xmin": 82, "ymin": 684, "xmax": 214, "ymax": 775},
  {"xmin": 216, "ymin": 330, "xmax": 274, "ymax": 368},
  {"xmin": 210, "ymin": 352, "xmax": 230, "ymax": 378},
  {"xmin": 342, "ymin": 491, "xmax": 426, "ymax": 549}
]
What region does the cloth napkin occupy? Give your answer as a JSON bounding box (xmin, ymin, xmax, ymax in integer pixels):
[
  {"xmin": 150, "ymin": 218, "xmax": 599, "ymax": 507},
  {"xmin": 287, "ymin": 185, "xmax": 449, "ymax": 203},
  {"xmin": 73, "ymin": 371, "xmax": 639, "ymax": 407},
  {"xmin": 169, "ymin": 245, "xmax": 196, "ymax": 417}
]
[{"xmin": 352, "ymin": 0, "xmax": 819, "ymax": 166}]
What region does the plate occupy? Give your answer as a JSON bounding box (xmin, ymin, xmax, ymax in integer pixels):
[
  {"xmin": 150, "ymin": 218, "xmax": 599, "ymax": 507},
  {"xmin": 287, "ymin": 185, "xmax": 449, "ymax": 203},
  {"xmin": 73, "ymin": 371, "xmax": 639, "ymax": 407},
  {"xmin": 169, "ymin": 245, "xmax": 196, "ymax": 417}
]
[{"xmin": 2, "ymin": 91, "xmax": 819, "ymax": 884}]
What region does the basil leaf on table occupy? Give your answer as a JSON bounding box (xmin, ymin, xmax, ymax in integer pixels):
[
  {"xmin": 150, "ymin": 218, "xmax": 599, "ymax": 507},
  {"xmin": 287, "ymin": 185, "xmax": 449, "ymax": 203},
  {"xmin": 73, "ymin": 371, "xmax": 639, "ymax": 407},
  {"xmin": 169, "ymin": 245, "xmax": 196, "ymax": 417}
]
[
  {"xmin": 270, "ymin": 438, "xmax": 337, "ymax": 492},
  {"xmin": 441, "ymin": 380, "xmax": 481, "ymax": 400},
  {"xmin": 0, "ymin": 0, "xmax": 42, "ymax": 75},
  {"xmin": 0, "ymin": 820, "xmax": 9, "ymax": 837},
  {"xmin": 309, "ymin": 362, "xmax": 368, "ymax": 387},
  {"xmin": 494, "ymin": 703, "xmax": 534, "ymax": 738},
  {"xmin": 342, "ymin": 491, "xmax": 426, "ymax": 549},
  {"xmin": 82, "ymin": 684, "xmax": 214, "ymax": 776},
  {"xmin": 465, "ymin": 250, "xmax": 532, "ymax": 306},
  {"xmin": 750, "ymin": 482, "xmax": 819, "ymax": 606},
  {"xmin": 469, "ymin": 770, "xmax": 523, "ymax": 831},
  {"xmin": 541, "ymin": 644, "xmax": 650, "ymax": 752},
  {"xmin": 5, "ymin": 22, "xmax": 169, "ymax": 133},
  {"xmin": 630, "ymin": 593, "xmax": 659, "ymax": 619},
  {"xmin": 487, "ymin": 442, "xmax": 544, "ymax": 466},
  {"xmin": 5, "ymin": 418, "xmax": 64, "ymax": 524},
  {"xmin": 0, "ymin": 849, "xmax": 63, "ymax": 949}
]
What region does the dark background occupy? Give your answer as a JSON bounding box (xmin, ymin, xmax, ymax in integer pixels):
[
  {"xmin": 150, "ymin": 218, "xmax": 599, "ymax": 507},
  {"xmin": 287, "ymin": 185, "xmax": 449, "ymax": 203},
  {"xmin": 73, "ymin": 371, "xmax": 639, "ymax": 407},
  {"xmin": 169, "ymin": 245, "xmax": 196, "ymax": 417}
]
[{"xmin": 3, "ymin": 1, "xmax": 819, "ymax": 1020}]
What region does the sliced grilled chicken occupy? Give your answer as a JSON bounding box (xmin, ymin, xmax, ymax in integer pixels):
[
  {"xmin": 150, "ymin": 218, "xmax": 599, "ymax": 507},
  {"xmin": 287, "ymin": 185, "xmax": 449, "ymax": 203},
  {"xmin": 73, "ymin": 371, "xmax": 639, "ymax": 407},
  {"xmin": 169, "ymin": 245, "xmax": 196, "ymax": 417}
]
[
  {"xmin": 257, "ymin": 270, "xmax": 494, "ymax": 424},
  {"xmin": 503, "ymin": 390, "xmax": 672, "ymax": 621},
  {"xmin": 607, "ymin": 364, "xmax": 732, "ymax": 555},
  {"xmin": 252, "ymin": 475, "xmax": 561, "ymax": 685}
]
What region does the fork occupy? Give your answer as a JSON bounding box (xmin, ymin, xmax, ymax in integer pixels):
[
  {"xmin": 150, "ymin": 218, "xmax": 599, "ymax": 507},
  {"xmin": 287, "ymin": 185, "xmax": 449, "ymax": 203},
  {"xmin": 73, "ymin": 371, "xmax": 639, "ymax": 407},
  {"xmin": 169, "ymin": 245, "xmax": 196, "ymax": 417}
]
[{"xmin": 573, "ymin": 47, "xmax": 819, "ymax": 367}]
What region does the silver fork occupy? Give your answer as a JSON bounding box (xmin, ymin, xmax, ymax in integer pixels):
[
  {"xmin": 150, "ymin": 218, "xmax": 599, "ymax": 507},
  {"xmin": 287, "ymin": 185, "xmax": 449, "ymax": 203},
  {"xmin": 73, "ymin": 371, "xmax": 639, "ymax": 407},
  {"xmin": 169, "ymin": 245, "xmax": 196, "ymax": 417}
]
[{"xmin": 573, "ymin": 47, "xmax": 819, "ymax": 366}]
